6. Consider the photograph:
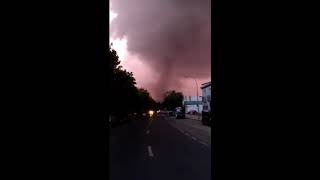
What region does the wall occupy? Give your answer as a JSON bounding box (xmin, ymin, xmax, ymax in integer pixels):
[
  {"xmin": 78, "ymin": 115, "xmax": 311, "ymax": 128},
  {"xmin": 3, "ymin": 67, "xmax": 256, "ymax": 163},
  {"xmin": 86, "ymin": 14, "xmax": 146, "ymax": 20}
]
[
  {"xmin": 184, "ymin": 96, "xmax": 203, "ymax": 101},
  {"xmin": 185, "ymin": 104, "xmax": 203, "ymax": 113},
  {"xmin": 202, "ymin": 86, "xmax": 211, "ymax": 102}
]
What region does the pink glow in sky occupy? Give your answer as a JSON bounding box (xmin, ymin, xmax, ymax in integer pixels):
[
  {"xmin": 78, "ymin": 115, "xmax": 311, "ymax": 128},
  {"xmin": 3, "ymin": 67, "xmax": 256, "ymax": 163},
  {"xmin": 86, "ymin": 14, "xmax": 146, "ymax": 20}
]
[
  {"xmin": 110, "ymin": 8, "xmax": 210, "ymax": 100},
  {"xmin": 110, "ymin": 10, "xmax": 158, "ymax": 91}
]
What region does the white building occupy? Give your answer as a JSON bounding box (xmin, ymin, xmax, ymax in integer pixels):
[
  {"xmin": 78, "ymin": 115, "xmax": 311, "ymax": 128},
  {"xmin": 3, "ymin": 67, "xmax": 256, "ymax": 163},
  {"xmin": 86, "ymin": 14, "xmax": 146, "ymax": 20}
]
[
  {"xmin": 183, "ymin": 96, "xmax": 203, "ymax": 113},
  {"xmin": 201, "ymin": 81, "xmax": 211, "ymax": 112}
]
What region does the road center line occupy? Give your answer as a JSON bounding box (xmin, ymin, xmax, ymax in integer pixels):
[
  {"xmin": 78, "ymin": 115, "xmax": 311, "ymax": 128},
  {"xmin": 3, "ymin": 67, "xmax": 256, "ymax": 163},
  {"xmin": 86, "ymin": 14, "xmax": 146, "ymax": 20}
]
[
  {"xmin": 147, "ymin": 146, "xmax": 154, "ymax": 157},
  {"xmin": 146, "ymin": 118, "xmax": 155, "ymax": 131}
]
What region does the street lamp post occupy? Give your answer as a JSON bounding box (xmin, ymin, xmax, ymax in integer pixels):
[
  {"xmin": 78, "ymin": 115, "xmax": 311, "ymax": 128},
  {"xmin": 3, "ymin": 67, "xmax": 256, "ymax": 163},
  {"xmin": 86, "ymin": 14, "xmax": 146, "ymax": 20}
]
[
  {"xmin": 193, "ymin": 78, "xmax": 200, "ymax": 116},
  {"xmin": 183, "ymin": 76, "xmax": 200, "ymax": 120}
]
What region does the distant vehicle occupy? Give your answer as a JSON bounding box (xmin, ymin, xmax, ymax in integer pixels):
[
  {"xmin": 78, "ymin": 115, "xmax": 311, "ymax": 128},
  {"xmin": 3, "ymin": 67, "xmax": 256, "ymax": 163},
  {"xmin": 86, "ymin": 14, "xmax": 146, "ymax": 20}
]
[
  {"xmin": 138, "ymin": 112, "xmax": 150, "ymax": 120},
  {"xmin": 126, "ymin": 114, "xmax": 135, "ymax": 122},
  {"xmin": 175, "ymin": 107, "xmax": 185, "ymax": 119},
  {"xmin": 109, "ymin": 113, "xmax": 138, "ymax": 127},
  {"xmin": 109, "ymin": 115, "xmax": 124, "ymax": 127},
  {"xmin": 168, "ymin": 111, "xmax": 175, "ymax": 116},
  {"xmin": 187, "ymin": 110, "xmax": 198, "ymax": 115},
  {"xmin": 148, "ymin": 110, "xmax": 154, "ymax": 117}
]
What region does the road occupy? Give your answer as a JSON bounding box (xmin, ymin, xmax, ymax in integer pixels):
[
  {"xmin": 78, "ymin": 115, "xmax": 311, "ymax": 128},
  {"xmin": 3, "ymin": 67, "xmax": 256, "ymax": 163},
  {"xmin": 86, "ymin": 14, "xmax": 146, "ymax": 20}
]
[
  {"xmin": 109, "ymin": 113, "xmax": 211, "ymax": 180},
  {"xmin": 167, "ymin": 116, "xmax": 211, "ymax": 146}
]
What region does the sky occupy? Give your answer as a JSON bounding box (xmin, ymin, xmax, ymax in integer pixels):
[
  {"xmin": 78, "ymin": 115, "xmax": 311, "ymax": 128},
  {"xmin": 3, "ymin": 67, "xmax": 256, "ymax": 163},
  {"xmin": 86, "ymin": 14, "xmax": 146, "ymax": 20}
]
[{"xmin": 110, "ymin": 0, "xmax": 211, "ymax": 101}]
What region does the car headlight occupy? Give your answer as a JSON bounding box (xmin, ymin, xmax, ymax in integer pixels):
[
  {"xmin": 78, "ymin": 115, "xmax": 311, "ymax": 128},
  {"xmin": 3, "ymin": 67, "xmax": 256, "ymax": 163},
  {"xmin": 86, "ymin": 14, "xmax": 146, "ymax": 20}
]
[{"xmin": 148, "ymin": 110, "xmax": 154, "ymax": 116}]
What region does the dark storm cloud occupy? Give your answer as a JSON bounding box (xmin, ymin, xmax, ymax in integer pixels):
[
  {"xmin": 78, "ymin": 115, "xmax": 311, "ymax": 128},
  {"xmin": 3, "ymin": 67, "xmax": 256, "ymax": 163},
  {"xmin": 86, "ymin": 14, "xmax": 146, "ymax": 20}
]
[{"xmin": 110, "ymin": 0, "xmax": 211, "ymax": 100}]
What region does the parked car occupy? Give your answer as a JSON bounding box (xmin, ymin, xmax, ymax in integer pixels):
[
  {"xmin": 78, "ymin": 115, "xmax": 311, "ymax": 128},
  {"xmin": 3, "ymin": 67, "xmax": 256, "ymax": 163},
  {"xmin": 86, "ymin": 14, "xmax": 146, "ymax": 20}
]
[
  {"xmin": 135, "ymin": 111, "xmax": 150, "ymax": 120},
  {"xmin": 176, "ymin": 112, "xmax": 185, "ymax": 119},
  {"xmin": 201, "ymin": 111, "xmax": 211, "ymax": 125},
  {"xmin": 175, "ymin": 107, "xmax": 185, "ymax": 119},
  {"xmin": 202, "ymin": 103, "xmax": 211, "ymax": 126},
  {"xmin": 192, "ymin": 110, "xmax": 198, "ymax": 115},
  {"xmin": 109, "ymin": 113, "xmax": 136, "ymax": 127},
  {"xmin": 109, "ymin": 115, "xmax": 121, "ymax": 127},
  {"xmin": 168, "ymin": 111, "xmax": 175, "ymax": 116},
  {"xmin": 186, "ymin": 110, "xmax": 197, "ymax": 115}
]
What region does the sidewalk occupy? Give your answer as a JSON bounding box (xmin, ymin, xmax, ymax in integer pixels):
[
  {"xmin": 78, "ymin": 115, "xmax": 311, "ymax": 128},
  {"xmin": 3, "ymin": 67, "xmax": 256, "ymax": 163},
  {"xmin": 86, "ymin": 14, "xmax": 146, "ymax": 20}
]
[{"xmin": 175, "ymin": 117, "xmax": 210, "ymax": 132}]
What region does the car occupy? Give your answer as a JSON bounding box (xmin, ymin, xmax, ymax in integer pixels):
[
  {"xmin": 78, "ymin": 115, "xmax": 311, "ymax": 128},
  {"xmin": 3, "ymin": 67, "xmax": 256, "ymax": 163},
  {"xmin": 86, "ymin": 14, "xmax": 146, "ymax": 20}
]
[
  {"xmin": 168, "ymin": 111, "xmax": 175, "ymax": 116},
  {"xmin": 137, "ymin": 112, "xmax": 150, "ymax": 120},
  {"xmin": 201, "ymin": 111, "xmax": 211, "ymax": 126},
  {"xmin": 175, "ymin": 112, "xmax": 185, "ymax": 119},
  {"xmin": 175, "ymin": 107, "xmax": 185, "ymax": 119},
  {"xmin": 109, "ymin": 115, "xmax": 122, "ymax": 127}
]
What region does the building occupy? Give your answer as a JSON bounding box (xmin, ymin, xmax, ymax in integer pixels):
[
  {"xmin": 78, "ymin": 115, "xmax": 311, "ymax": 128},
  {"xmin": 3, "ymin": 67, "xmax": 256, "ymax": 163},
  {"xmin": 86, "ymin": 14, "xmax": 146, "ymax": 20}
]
[
  {"xmin": 183, "ymin": 96, "xmax": 203, "ymax": 113},
  {"xmin": 201, "ymin": 81, "xmax": 211, "ymax": 112}
]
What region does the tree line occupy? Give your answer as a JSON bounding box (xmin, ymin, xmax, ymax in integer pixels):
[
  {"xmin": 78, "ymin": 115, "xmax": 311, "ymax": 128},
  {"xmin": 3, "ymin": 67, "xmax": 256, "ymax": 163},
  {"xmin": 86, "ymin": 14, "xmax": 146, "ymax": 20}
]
[
  {"xmin": 107, "ymin": 45, "xmax": 184, "ymax": 117},
  {"xmin": 107, "ymin": 45, "xmax": 157, "ymax": 118}
]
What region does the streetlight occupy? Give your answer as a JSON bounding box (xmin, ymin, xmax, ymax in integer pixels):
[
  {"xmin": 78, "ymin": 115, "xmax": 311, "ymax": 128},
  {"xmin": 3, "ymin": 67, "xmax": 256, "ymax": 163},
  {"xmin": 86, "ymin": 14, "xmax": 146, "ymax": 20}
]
[{"xmin": 183, "ymin": 75, "xmax": 200, "ymax": 120}]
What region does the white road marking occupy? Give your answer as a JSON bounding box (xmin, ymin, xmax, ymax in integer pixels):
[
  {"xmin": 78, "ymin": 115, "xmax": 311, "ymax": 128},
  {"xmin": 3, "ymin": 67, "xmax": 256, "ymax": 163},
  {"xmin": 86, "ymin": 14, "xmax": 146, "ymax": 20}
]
[
  {"xmin": 147, "ymin": 146, "xmax": 154, "ymax": 157},
  {"xmin": 178, "ymin": 129, "xmax": 184, "ymax": 133},
  {"xmin": 168, "ymin": 120, "xmax": 210, "ymax": 147},
  {"xmin": 147, "ymin": 118, "xmax": 154, "ymax": 127},
  {"xmin": 199, "ymin": 141, "xmax": 209, "ymax": 146}
]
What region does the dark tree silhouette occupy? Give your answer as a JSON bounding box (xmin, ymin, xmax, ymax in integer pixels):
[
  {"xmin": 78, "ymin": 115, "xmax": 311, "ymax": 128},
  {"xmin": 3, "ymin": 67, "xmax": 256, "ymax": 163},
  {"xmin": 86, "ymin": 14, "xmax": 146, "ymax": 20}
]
[
  {"xmin": 137, "ymin": 88, "xmax": 157, "ymax": 113},
  {"xmin": 162, "ymin": 90, "xmax": 184, "ymax": 111},
  {"xmin": 107, "ymin": 46, "xmax": 156, "ymax": 119}
]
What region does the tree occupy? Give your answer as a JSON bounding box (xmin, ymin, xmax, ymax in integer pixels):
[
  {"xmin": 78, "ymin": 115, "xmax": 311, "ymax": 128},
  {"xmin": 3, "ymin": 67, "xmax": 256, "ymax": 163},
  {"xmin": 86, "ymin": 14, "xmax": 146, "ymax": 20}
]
[
  {"xmin": 107, "ymin": 46, "xmax": 156, "ymax": 117},
  {"xmin": 137, "ymin": 88, "xmax": 156, "ymax": 112},
  {"xmin": 162, "ymin": 90, "xmax": 184, "ymax": 111},
  {"xmin": 107, "ymin": 46, "xmax": 138, "ymax": 116}
]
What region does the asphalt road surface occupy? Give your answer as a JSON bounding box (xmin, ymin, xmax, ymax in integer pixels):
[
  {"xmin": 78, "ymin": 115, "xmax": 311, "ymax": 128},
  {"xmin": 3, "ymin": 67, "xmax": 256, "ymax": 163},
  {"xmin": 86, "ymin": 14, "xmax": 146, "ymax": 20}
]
[
  {"xmin": 109, "ymin": 113, "xmax": 211, "ymax": 180},
  {"xmin": 167, "ymin": 116, "xmax": 211, "ymax": 146}
]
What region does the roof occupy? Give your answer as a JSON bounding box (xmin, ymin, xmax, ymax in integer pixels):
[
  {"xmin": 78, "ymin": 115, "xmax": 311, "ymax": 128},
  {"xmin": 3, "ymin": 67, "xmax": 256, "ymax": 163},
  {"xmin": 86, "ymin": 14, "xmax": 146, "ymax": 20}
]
[{"xmin": 201, "ymin": 81, "xmax": 211, "ymax": 89}]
